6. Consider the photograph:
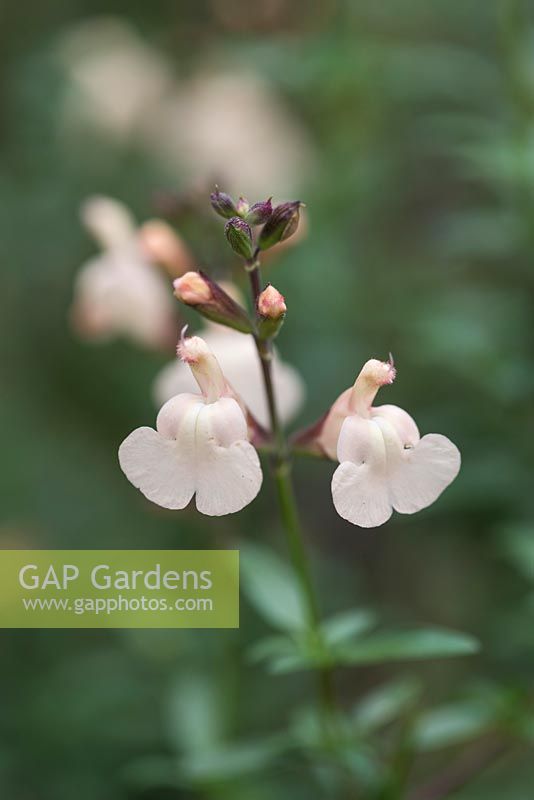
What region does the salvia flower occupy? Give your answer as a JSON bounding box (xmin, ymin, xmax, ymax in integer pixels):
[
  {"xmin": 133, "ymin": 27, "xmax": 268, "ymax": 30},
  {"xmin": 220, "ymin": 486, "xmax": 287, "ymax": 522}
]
[
  {"xmin": 119, "ymin": 335, "xmax": 263, "ymax": 515},
  {"xmin": 70, "ymin": 196, "xmax": 176, "ymax": 349},
  {"xmin": 318, "ymin": 358, "xmax": 461, "ymax": 528},
  {"xmin": 153, "ymin": 316, "xmax": 305, "ymax": 430},
  {"xmin": 224, "ymin": 217, "xmax": 254, "ymax": 259}
]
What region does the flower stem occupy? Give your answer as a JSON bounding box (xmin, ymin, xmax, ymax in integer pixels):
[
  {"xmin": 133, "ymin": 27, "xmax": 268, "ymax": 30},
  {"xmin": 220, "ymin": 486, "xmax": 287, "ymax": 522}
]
[{"xmin": 246, "ymin": 255, "xmax": 337, "ymax": 724}]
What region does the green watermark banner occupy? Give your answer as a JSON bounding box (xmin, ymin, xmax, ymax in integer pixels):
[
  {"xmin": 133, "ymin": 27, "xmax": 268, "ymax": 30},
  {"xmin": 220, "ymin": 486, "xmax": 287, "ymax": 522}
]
[{"xmin": 0, "ymin": 550, "xmax": 239, "ymax": 628}]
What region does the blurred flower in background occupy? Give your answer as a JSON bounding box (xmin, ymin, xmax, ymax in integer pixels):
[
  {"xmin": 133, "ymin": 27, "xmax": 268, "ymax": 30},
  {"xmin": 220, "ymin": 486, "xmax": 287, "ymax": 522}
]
[
  {"xmin": 57, "ymin": 18, "xmax": 174, "ymax": 142},
  {"xmin": 142, "ymin": 71, "xmax": 316, "ymax": 196},
  {"xmin": 154, "ymin": 315, "xmax": 305, "ymax": 429},
  {"xmin": 70, "ymin": 196, "xmax": 182, "ymax": 349},
  {"xmin": 56, "ymin": 18, "xmax": 316, "ymax": 197}
]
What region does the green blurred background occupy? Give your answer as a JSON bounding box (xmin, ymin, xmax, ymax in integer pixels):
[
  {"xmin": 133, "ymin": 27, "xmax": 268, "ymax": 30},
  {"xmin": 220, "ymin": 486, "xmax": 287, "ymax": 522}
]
[{"xmin": 1, "ymin": 1, "xmax": 534, "ymax": 798}]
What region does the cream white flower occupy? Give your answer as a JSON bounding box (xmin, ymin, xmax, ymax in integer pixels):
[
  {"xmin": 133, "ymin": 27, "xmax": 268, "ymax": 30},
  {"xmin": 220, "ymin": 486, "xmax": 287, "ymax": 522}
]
[
  {"xmin": 119, "ymin": 336, "xmax": 263, "ymax": 515},
  {"xmin": 142, "ymin": 72, "xmax": 315, "ymax": 197},
  {"xmin": 57, "ymin": 18, "xmax": 174, "ymax": 141},
  {"xmin": 320, "ymin": 359, "xmax": 460, "ymax": 528},
  {"xmin": 153, "ymin": 322, "xmax": 305, "ymax": 430},
  {"xmin": 57, "ymin": 23, "xmax": 315, "ymax": 196},
  {"xmin": 71, "ymin": 196, "xmax": 177, "ymax": 349}
]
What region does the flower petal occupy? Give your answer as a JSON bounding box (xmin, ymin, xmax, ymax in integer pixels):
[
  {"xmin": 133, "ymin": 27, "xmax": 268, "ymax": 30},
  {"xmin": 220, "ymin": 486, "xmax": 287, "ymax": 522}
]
[
  {"xmin": 118, "ymin": 425, "xmax": 197, "ymax": 510},
  {"xmin": 318, "ymin": 387, "xmax": 353, "ymax": 460},
  {"xmin": 194, "ymin": 398, "xmax": 263, "ymax": 516},
  {"xmin": 371, "ymin": 404, "xmax": 420, "ymax": 447},
  {"xmin": 387, "ymin": 433, "xmax": 461, "ymax": 514},
  {"xmin": 332, "ymin": 415, "xmax": 393, "ymax": 528},
  {"xmin": 156, "ymin": 393, "xmax": 202, "ymax": 439}
]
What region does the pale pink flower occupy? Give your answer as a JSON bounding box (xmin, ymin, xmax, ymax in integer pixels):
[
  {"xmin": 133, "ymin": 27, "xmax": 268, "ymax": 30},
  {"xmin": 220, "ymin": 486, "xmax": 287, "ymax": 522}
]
[
  {"xmin": 153, "ymin": 321, "xmax": 305, "ymax": 430},
  {"xmin": 119, "ymin": 336, "xmax": 263, "ymax": 515},
  {"xmin": 320, "ymin": 358, "xmax": 460, "ymax": 528},
  {"xmin": 142, "ymin": 72, "xmax": 315, "ymax": 197},
  {"xmin": 57, "ymin": 18, "xmax": 174, "ymax": 142},
  {"xmin": 71, "ymin": 196, "xmax": 176, "ymax": 349}
]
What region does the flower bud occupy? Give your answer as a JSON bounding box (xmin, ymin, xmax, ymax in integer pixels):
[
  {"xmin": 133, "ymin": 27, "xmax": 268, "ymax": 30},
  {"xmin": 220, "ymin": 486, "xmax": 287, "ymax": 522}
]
[
  {"xmin": 224, "ymin": 217, "xmax": 254, "ymax": 259},
  {"xmin": 139, "ymin": 219, "xmax": 193, "ymax": 277},
  {"xmin": 258, "ymin": 284, "xmax": 286, "ymax": 319},
  {"xmin": 173, "ymin": 271, "xmax": 253, "ymax": 334},
  {"xmin": 258, "ymin": 201, "xmax": 302, "ymax": 250},
  {"xmin": 257, "ymin": 284, "xmax": 286, "ymax": 340},
  {"xmin": 236, "ymin": 196, "xmax": 250, "ymax": 217},
  {"xmin": 210, "ymin": 188, "xmax": 238, "ymax": 219},
  {"xmin": 246, "ymin": 198, "xmax": 273, "ymax": 226},
  {"xmin": 174, "ymin": 271, "xmax": 212, "ymax": 305}
]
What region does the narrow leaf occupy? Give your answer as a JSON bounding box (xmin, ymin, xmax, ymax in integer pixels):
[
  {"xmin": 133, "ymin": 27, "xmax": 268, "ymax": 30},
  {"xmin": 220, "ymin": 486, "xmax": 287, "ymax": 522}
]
[{"xmin": 240, "ymin": 543, "xmax": 307, "ymax": 632}]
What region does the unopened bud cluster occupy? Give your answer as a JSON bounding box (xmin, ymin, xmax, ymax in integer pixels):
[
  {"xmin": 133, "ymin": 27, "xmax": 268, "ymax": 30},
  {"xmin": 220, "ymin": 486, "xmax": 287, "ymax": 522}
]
[
  {"xmin": 171, "ymin": 188, "xmax": 298, "ymax": 346},
  {"xmin": 211, "ymin": 187, "xmax": 301, "ymax": 259}
]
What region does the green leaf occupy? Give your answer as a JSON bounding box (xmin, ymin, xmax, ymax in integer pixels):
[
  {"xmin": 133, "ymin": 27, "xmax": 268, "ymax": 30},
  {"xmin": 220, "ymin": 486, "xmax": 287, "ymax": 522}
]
[
  {"xmin": 179, "ymin": 736, "xmax": 288, "ymax": 783},
  {"xmin": 124, "ymin": 737, "xmax": 289, "ymax": 789},
  {"xmin": 250, "ymin": 609, "xmax": 377, "ymax": 672},
  {"xmin": 165, "ymin": 672, "xmax": 226, "ymax": 754},
  {"xmin": 240, "ymin": 543, "xmax": 308, "ymax": 632},
  {"xmin": 497, "ymin": 523, "xmax": 534, "ymax": 582},
  {"xmin": 321, "ymin": 609, "xmax": 377, "ymax": 646},
  {"xmin": 412, "ymin": 702, "xmax": 495, "ymax": 751},
  {"xmin": 248, "ymin": 634, "xmax": 298, "ymax": 664},
  {"xmin": 336, "ymin": 627, "xmax": 480, "ymax": 666},
  {"xmin": 353, "ymin": 677, "xmax": 422, "ymax": 733},
  {"xmin": 252, "ymin": 626, "xmax": 479, "ymax": 675}
]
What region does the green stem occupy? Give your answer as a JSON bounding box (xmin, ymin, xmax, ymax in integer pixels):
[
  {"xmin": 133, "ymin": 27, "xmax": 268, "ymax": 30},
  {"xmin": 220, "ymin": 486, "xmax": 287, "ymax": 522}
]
[{"xmin": 246, "ymin": 256, "xmax": 337, "ymax": 724}]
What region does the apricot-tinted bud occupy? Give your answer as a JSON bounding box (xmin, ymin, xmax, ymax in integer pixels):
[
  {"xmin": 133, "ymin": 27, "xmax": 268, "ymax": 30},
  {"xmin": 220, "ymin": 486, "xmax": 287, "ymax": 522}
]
[
  {"xmin": 225, "ymin": 217, "xmax": 254, "ymax": 259},
  {"xmin": 246, "ymin": 198, "xmax": 273, "ymax": 226},
  {"xmin": 173, "ymin": 271, "xmax": 253, "ymax": 334},
  {"xmin": 257, "ymin": 284, "xmax": 286, "ymax": 340},
  {"xmin": 258, "ymin": 284, "xmax": 286, "ymax": 319},
  {"xmin": 174, "ymin": 271, "xmax": 212, "ymax": 305},
  {"xmin": 210, "ymin": 188, "xmax": 238, "ymax": 219},
  {"xmin": 258, "ymin": 201, "xmax": 302, "ymax": 250}
]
